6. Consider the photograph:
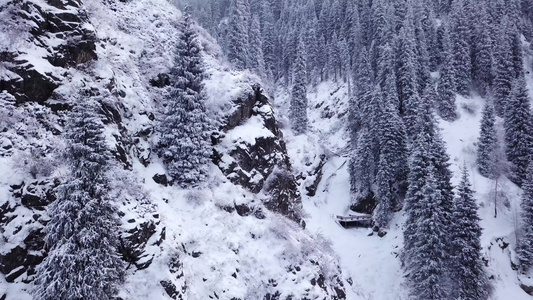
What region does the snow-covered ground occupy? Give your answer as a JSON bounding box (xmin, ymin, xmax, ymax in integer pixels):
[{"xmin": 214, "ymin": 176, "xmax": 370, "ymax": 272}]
[{"xmin": 276, "ymin": 81, "xmax": 532, "ymax": 300}]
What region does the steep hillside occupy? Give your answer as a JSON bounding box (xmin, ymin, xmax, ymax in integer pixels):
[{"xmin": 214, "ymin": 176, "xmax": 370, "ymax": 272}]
[{"xmin": 0, "ymin": 0, "xmax": 347, "ymax": 299}]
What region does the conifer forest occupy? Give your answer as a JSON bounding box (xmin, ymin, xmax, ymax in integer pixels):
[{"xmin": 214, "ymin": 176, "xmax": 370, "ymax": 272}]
[{"xmin": 2, "ymin": 0, "xmax": 533, "ymax": 299}]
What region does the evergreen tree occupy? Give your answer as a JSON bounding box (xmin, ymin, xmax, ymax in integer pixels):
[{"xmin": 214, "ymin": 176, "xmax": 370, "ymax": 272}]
[
  {"xmin": 492, "ymin": 17, "xmax": 515, "ymax": 117},
  {"xmin": 504, "ymin": 76, "xmax": 533, "ymax": 186},
  {"xmin": 450, "ymin": 0, "xmax": 472, "ymax": 96},
  {"xmin": 227, "ymin": 0, "xmax": 251, "ymax": 69},
  {"xmin": 350, "ymin": 48, "xmax": 373, "ymax": 135},
  {"xmin": 350, "ymin": 128, "xmax": 376, "ymax": 201},
  {"xmin": 373, "ymin": 86, "xmax": 408, "ymax": 227},
  {"xmin": 472, "ymin": 8, "xmax": 493, "ymax": 96},
  {"xmin": 403, "ymin": 129, "xmax": 431, "ymax": 264},
  {"xmin": 413, "ymin": 4, "xmax": 431, "ymax": 95},
  {"xmin": 406, "ymin": 166, "xmax": 450, "ymax": 300},
  {"xmin": 377, "ymin": 43, "xmax": 400, "ymax": 113},
  {"xmin": 450, "ymin": 166, "xmax": 489, "ymax": 300},
  {"xmin": 33, "ymin": 99, "xmax": 125, "ymax": 300},
  {"xmin": 290, "ymin": 39, "xmax": 308, "ymax": 135},
  {"xmin": 328, "ymin": 32, "xmax": 341, "ymax": 81},
  {"xmin": 248, "ymin": 14, "xmax": 266, "ymax": 77},
  {"xmin": 159, "ymin": 14, "xmax": 213, "ymax": 187},
  {"xmin": 422, "ymin": 108, "xmax": 455, "ymax": 226},
  {"xmin": 396, "ymin": 21, "xmax": 419, "ymax": 132},
  {"xmin": 421, "ymin": 6, "xmax": 439, "ymax": 71},
  {"xmin": 404, "ymin": 95, "xmax": 455, "ymax": 268},
  {"xmin": 371, "ymin": 0, "xmax": 393, "ymax": 75},
  {"xmin": 477, "ymin": 101, "xmax": 497, "ymax": 178},
  {"xmin": 260, "ymin": 2, "xmax": 275, "ymax": 78},
  {"xmin": 517, "ymin": 162, "xmax": 533, "ymax": 272},
  {"xmin": 436, "ymin": 47, "xmax": 458, "ymax": 122}
]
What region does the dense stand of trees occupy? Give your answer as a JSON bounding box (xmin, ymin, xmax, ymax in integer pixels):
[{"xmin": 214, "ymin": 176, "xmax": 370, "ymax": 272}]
[
  {"xmin": 33, "ymin": 0, "xmax": 533, "ymax": 298},
  {"xmin": 180, "ymin": 0, "xmax": 533, "ymax": 298}
]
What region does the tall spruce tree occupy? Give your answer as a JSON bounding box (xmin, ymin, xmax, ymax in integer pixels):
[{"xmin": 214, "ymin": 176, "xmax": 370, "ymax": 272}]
[
  {"xmin": 504, "ymin": 76, "xmax": 533, "ymax": 185},
  {"xmin": 403, "ymin": 111, "xmax": 436, "ymax": 267},
  {"xmin": 377, "ymin": 43, "xmax": 399, "ymax": 112},
  {"xmin": 517, "ymin": 162, "xmax": 533, "ymax": 272},
  {"xmin": 396, "ymin": 21, "xmax": 420, "ymax": 133},
  {"xmin": 227, "ymin": 0, "xmax": 251, "ymax": 69},
  {"xmin": 492, "ymin": 17, "xmax": 515, "ymax": 117},
  {"xmin": 406, "ymin": 166, "xmax": 450, "ymax": 300},
  {"xmin": 373, "ymin": 86, "xmax": 408, "ymax": 227},
  {"xmin": 350, "ymin": 128, "xmax": 376, "ymax": 202},
  {"xmin": 248, "ymin": 14, "xmax": 266, "ymax": 77},
  {"xmin": 260, "ymin": 2, "xmax": 275, "ymax": 78},
  {"xmin": 159, "ymin": 14, "xmax": 213, "ymax": 187},
  {"xmin": 436, "ymin": 43, "xmax": 458, "ymax": 123},
  {"xmin": 477, "ymin": 101, "xmax": 497, "ymax": 178},
  {"xmin": 33, "ymin": 99, "xmax": 124, "ymax": 300},
  {"xmin": 450, "ymin": 0, "xmax": 472, "ymax": 96},
  {"xmin": 450, "ymin": 166, "xmax": 489, "ymax": 300},
  {"xmin": 471, "ymin": 7, "xmax": 493, "ymax": 96},
  {"xmin": 290, "ymin": 39, "xmax": 308, "ymax": 135},
  {"xmin": 403, "ymin": 96, "xmax": 455, "ymax": 287}
]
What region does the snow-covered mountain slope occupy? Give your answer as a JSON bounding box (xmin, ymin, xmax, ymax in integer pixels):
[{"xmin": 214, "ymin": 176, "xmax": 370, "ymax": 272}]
[
  {"xmin": 2, "ymin": 0, "xmax": 533, "ymax": 299},
  {"xmin": 0, "ymin": 0, "xmax": 347, "ymax": 299},
  {"xmin": 272, "ymin": 80, "xmax": 533, "ymax": 300}
]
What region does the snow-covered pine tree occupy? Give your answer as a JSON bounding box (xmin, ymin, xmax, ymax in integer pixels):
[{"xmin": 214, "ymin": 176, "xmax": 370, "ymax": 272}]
[
  {"xmin": 350, "ymin": 47, "xmax": 373, "ymax": 135},
  {"xmin": 436, "ymin": 42, "xmax": 458, "ymax": 122},
  {"xmin": 492, "ymin": 17, "xmax": 515, "ymax": 117},
  {"xmin": 377, "ymin": 43, "xmax": 400, "ymax": 113},
  {"xmin": 350, "ymin": 127, "xmax": 376, "ymax": 203},
  {"xmin": 248, "ymin": 14, "xmax": 266, "ymax": 77},
  {"xmin": 373, "ymin": 86, "xmax": 408, "ymax": 228},
  {"xmin": 413, "ymin": 4, "xmax": 431, "ymax": 95},
  {"xmin": 406, "ymin": 166, "xmax": 449, "ymax": 300},
  {"xmin": 227, "ymin": 0, "xmax": 251, "ymax": 69},
  {"xmin": 339, "ymin": 38, "xmax": 351, "ymax": 83},
  {"xmin": 450, "ymin": 166, "xmax": 489, "ymax": 300},
  {"xmin": 396, "ymin": 20, "xmax": 419, "ymax": 133},
  {"xmin": 517, "ymin": 162, "xmax": 533, "ymax": 272},
  {"xmin": 471, "ymin": 6, "xmax": 493, "ymax": 96},
  {"xmin": 403, "ymin": 128, "xmax": 433, "ymax": 268},
  {"xmin": 33, "ymin": 99, "xmax": 124, "ymax": 300},
  {"xmin": 403, "ymin": 94, "xmax": 455, "ymax": 272},
  {"xmin": 328, "ymin": 32, "xmax": 341, "ymax": 81},
  {"xmin": 450, "ymin": 0, "xmax": 471, "ymax": 96},
  {"xmin": 477, "ymin": 101, "xmax": 497, "ymax": 178},
  {"xmin": 504, "ymin": 76, "xmax": 533, "ymax": 186},
  {"xmin": 290, "ymin": 39, "xmax": 308, "ymax": 135},
  {"xmin": 370, "ymin": 0, "xmax": 393, "ymax": 75},
  {"xmin": 158, "ymin": 14, "xmax": 213, "ymax": 187},
  {"xmin": 421, "ymin": 6, "xmax": 438, "ymax": 71},
  {"xmin": 260, "ymin": 1, "xmax": 275, "ymax": 78}
]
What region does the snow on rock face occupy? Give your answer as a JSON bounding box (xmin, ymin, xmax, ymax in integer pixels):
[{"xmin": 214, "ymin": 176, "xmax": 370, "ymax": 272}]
[
  {"xmin": 214, "ymin": 85, "xmax": 303, "ymax": 224},
  {"xmin": 0, "ymin": 0, "xmax": 97, "ymax": 103},
  {"xmin": 0, "ymin": 0, "xmax": 347, "ymax": 299}
]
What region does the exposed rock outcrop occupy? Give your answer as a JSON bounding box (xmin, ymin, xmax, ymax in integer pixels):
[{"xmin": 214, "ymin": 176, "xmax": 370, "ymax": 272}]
[
  {"xmin": 214, "ymin": 85, "xmax": 303, "ymax": 223},
  {"xmin": 0, "ymin": 0, "xmax": 97, "ymax": 103}
]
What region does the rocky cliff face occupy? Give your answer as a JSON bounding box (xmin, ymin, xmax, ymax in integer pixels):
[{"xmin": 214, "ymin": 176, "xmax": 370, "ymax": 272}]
[
  {"xmin": 214, "ymin": 84, "xmax": 303, "ymax": 225},
  {"xmin": 0, "ymin": 0, "xmax": 97, "ymax": 104},
  {"xmin": 0, "ymin": 0, "xmax": 347, "ymax": 298}
]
